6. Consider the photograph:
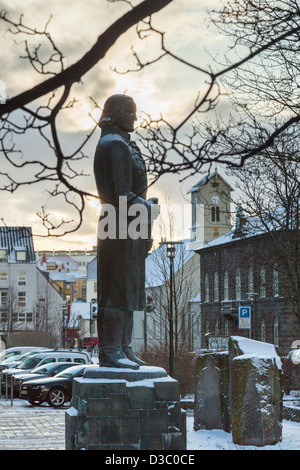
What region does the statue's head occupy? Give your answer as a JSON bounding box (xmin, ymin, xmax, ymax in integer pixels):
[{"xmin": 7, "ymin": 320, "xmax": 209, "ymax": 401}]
[{"xmin": 99, "ymin": 94, "xmax": 137, "ymax": 132}]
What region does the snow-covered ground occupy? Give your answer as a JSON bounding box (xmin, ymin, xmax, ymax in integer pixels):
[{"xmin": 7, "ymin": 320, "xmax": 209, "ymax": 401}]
[{"xmin": 187, "ymin": 417, "xmax": 300, "ymax": 450}]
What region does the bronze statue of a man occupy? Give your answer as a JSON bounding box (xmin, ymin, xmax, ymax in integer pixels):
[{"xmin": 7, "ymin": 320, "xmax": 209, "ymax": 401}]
[{"xmin": 94, "ymin": 94, "xmax": 159, "ymax": 369}]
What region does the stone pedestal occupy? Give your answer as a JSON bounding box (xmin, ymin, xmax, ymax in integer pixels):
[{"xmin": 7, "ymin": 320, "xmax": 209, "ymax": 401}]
[{"xmin": 65, "ymin": 366, "xmax": 186, "ymax": 450}]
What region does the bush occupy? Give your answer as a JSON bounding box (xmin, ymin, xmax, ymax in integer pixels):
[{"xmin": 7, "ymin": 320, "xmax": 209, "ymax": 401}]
[{"xmin": 138, "ymin": 345, "xmax": 197, "ymax": 397}]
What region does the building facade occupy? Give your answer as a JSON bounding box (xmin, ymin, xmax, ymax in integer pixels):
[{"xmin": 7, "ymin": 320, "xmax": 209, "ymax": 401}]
[
  {"xmin": 0, "ymin": 227, "xmax": 37, "ymax": 344},
  {"xmin": 198, "ymin": 223, "xmax": 299, "ymax": 355}
]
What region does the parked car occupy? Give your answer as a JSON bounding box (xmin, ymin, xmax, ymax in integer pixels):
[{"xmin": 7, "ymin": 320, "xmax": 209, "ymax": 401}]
[
  {"xmin": 1, "ymin": 350, "xmax": 93, "ymax": 393},
  {"xmin": 19, "ymin": 364, "xmax": 97, "ymax": 407},
  {"xmin": 0, "ymin": 348, "xmax": 51, "ymax": 372},
  {"xmin": 0, "ymin": 347, "xmax": 45, "ymax": 364},
  {"xmin": 13, "ymin": 362, "xmax": 83, "ymax": 396}
]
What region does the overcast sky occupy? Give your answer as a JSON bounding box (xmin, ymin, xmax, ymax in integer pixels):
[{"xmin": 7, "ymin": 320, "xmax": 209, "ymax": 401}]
[{"xmin": 0, "ymin": 0, "xmax": 235, "ymax": 251}]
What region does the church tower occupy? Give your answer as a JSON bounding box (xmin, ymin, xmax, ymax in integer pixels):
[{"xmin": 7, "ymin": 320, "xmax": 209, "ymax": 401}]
[{"xmin": 187, "ymin": 168, "xmax": 233, "ymax": 251}]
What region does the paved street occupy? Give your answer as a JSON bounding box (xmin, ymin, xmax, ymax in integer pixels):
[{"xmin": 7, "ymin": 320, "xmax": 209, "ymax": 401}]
[{"xmin": 0, "ymin": 398, "xmax": 66, "ymax": 450}]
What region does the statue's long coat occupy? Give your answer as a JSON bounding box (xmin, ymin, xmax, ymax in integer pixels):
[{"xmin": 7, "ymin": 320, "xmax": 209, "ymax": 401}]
[{"xmin": 94, "ymin": 127, "xmax": 150, "ymax": 311}]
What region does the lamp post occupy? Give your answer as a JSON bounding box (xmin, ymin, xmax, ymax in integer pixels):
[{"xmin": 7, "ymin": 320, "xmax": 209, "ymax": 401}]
[
  {"xmin": 246, "ymin": 292, "xmax": 259, "ymax": 339},
  {"xmin": 159, "ymin": 239, "xmax": 183, "ymax": 377}
]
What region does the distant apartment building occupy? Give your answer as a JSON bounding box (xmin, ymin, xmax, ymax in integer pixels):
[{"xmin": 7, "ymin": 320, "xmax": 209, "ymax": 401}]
[
  {"xmin": 0, "ymin": 227, "xmax": 37, "ymax": 343},
  {"xmin": 36, "ymin": 248, "xmax": 96, "ymax": 276},
  {"xmin": 37, "ymin": 254, "xmax": 87, "ymax": 303},
  {"xmin": 0, "ymin": 226, "xmax": 67, "ymax": 347}
]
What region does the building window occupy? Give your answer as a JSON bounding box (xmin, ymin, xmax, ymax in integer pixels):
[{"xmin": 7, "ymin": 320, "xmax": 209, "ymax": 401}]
[
  {"xmin": 94, "ymin": 282, "xmax": 97, "ymax": 293},
  {"xmin": 0, "ymin": 291, "xmax": 8, "ymax": 307},
  {"xmin": 223, "ymin": 270, "xmax": 229, "ymax": 300},
  {"xmin": 0, "ymin": 249, "xmax": 7, "ymax": 262},
  {"xmin": 274, "ymin": 318, "xmax": 279, "ymax": 348},
  {"xmin": 248, "ymin": 265, "xmax": 254, "ymax": 294},
  {"xmin": 18, "ymin": 292, "xmax": 26, "ymax": 307},
  {"xmin": 18, "ymin": 272, "xmax": 26, "ymax": 286},
  {"xmin": 204, "ymin": 274, "xmax": 209, "ymax": 302},
  {"xmin": 0, "ymin": 271, "xmax": 8, "ymax": 281},
  {"xmin": 261, "ymin": 318, "xmax": 266, "ymax": 342},
  {"xmin": 18, "ymin": 312, "xmax": 26, "ymax": 322},
  {"xmin": 235, "ymin": 268, "xmax": 241, "ymax": 301},
  {"xmin": 16, "ymin": 250, "xmax": 26, "ymax": 262},
  {"xmin": 214, "ymin": 272, "xmax": 219, "ymax": 302},
  {"xmin": 273, "ymin": 266, "xmax": 279, "ymax": 297},
  {"xmin": 211, "ymin": 206, "xmax": 220, "ymax": 222},
  {"xmin": 260, "ymin": 268, "xmax": 266, "ymax": 298}
]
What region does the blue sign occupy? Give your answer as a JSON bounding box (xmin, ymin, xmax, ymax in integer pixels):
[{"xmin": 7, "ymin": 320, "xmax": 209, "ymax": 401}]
[{"xmin": 238, "ymin": 306, "xmax": 251, "ymax": 329}]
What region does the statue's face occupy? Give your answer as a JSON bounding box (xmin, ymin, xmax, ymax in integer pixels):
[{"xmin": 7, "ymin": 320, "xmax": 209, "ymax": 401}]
[{"xmin": 116, "ymin": 97, "xmax": 137, "ymax": 132}]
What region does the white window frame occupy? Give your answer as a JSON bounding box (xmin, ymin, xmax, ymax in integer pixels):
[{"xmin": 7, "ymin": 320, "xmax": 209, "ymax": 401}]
[
  {"xmin": 0, "ymin": 271, "xmax": 8, "ymax": 281},
  {"xmin": 18, "ymin": 271, "xmax": 26, "ymax": 286}
]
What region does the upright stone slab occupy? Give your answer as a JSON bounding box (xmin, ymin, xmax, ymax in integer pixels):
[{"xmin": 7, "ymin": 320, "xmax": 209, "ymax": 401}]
[
  {"xmin": 229, "ymin": 336, "xmax": 283, "ymax": 447},
  {"xmin": 194, "ymin": 352, "xmax": 230, "ymax": 432},
  {"xmin": 65, "ymin": 366, "xmax": 186, "ymax": 450}
]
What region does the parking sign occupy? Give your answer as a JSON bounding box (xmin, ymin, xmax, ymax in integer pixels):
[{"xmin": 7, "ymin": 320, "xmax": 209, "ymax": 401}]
[{"xmin": 238, "ymin": 306, "xmax": 251, "ymax": 329}]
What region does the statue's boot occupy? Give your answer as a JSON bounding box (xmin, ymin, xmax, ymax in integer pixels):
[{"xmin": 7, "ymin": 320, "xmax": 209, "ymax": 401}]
[
  {"xmin": 122, "ymin": 310, "xmax": 147, "ymax": 366},
  {"xmin": 98, "ymin": 308, "xmax": 139, "ymax": 370}
]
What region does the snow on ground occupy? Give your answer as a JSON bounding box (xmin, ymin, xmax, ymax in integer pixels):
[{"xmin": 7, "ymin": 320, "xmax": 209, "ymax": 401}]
[{"xmin": 187, "ymin": 417, "xmax": 300, "ymax": 450}]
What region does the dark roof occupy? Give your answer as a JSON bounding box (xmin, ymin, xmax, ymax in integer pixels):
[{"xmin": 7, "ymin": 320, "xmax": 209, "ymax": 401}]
[{"xmin": 0, "ymin": 226, "xmax": 35, "ymax": 263}]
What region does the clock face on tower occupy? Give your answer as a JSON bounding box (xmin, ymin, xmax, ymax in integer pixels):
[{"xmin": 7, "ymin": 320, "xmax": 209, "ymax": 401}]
[{"xmin": 211, "ymin": 195, "xmax": 220, "ymax": 205}]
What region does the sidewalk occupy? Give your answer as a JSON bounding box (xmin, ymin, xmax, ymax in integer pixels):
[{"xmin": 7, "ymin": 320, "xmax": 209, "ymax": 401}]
[{"xmin": 0, "ymin": 398, "xmax": 66, "ymax": 450}]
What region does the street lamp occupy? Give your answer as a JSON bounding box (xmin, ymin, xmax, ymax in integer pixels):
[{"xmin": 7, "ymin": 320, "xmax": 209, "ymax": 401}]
[
  {"xmin": 159, "ymin": 239, "xmax": 183, "ymax": 377},
  {"xmin": 246, "ymin": 292, "xmax": 259, "ymax": 339}
]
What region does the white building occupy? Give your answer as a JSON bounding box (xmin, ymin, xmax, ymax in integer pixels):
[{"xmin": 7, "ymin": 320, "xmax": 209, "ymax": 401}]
[{"xmin": 0, "ymin": 227, "xmax": 37, "ymax": 344}]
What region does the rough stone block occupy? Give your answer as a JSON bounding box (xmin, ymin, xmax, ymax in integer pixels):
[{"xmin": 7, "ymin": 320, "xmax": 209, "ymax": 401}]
[
  {"xmin": 154, "ymin": 380, "xmax": 180, "ymax": 402},
  {"xmin": 127, "ymin": 384, "xmax": 155, "ymax": 409},
  {"xmin": 99, "ymin": 417, "xmax": 123, "ymax": 445},
  {"xmin": 140, "ymin": 433, "xmax": 162, "ymax": 450},
  {"xmin": 88, "ymin": 398, "xmax": 109, "ymax": 417},
  {"xmin": 140, "ymin": 409, "xmax": 168, "ymax": 434},
  {"xmin": 76, "ymin": 379, "xmax": 111, "ymax": 399},
  {"xmin": 76, "ymin": 416, "xmax": 91, "ymax": 446},
  {"xmin": 168, "ymin": 401, "xmax": 183, "ymax": 431},
  {"xmin": 122, "ymin": 416, "xmax": 140, "ymax": 444},
  {"xmin": 109, "ymin": 393, "xmax": 127, "ymax": 417},
  {"xmin": 194, "ymin": 352, "xmax": 229, "ymax": 431},
  {"xmin": 65, "ymin": 407, "xmax": 77, "ymax": 450},
  {"xmin": 162, "ymin": 432, "xmax": 185, "ymax": 450},
  {"xmin": 231, "ymin": 355, "xmax": 282, "ymax": 446}
]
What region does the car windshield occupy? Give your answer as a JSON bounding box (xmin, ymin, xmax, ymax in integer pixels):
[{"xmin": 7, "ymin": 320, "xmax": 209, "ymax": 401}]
[
  {"xmin": 55, "ymin": 366, "xmax": 84, "ymax": 378},
  {"xmin": 31, "ymin": 363, "xmax": 56, "ymax": 375},
  {"xmin": 0, "ymin": 351, "xmax": 18, "ymax": 361},
  {"xmin": 14, "ymin": 351, "xmax": 34, "ymax": 362},
  {"xmin": 17, "ymin": 356, "xmax": 42, "ymax": 370},
  {"xmin": 2, "ymin": 355, "xmax": 21, "ymax": 364}
]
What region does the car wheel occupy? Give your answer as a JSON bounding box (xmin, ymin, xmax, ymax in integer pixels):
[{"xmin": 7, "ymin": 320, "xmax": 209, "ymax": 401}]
[{"xmin": 47, "ymin": 387, "xmax": 66, "ymax": 407}]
